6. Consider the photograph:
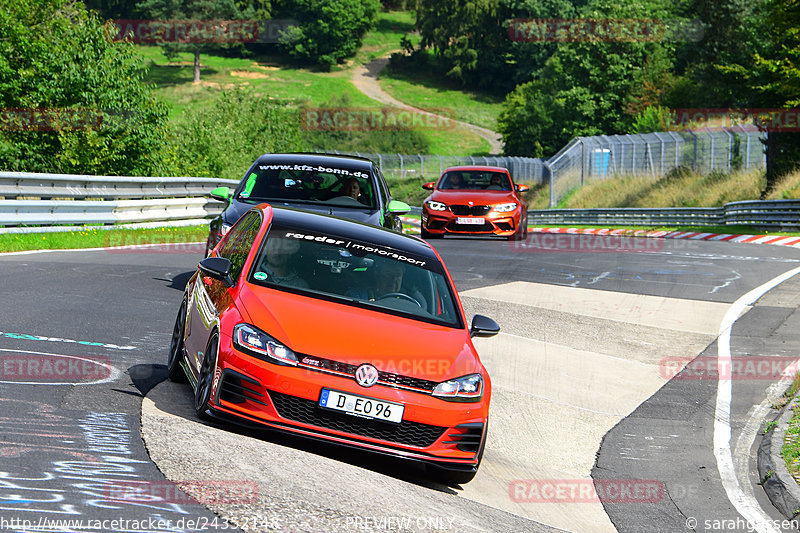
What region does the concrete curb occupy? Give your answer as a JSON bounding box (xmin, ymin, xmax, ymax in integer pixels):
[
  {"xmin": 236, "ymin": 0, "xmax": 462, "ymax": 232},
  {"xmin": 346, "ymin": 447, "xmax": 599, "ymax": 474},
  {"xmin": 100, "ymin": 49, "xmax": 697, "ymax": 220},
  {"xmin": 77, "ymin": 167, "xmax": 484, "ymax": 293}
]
[{"xmin": 758, "ymin": 397, "xmax": 800, "ymax": 519}]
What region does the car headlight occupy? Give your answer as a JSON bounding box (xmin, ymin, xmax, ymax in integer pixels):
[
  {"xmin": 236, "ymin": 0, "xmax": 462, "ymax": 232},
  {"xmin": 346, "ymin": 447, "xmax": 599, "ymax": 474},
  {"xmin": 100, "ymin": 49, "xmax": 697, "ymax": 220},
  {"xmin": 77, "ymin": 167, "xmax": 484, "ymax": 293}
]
[
  {"xmin": 233, "ymin": 323, "xmax": 298, "ymax": 366},
  {"xmin": 493, "ymin": 202, "xmax": 517, "ymax": 213},
  {"xmin": 432, "ymin": 374, "xmax": 483, "ymax": 402},
  {"xmin": 426, "ymin": 201, "xmax": 448, "ymax": 212}
]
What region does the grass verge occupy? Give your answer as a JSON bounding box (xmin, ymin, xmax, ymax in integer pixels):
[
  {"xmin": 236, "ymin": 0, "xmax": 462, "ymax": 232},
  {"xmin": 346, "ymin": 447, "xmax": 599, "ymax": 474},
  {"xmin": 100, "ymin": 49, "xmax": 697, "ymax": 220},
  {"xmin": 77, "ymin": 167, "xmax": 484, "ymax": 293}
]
[
  {"xmin": 783, "ymin": 375, "xmax": 800, "ymax": 482},
  {"xmin": 0, "ymin": 226, "xmax": 208, "ymax": 253}
]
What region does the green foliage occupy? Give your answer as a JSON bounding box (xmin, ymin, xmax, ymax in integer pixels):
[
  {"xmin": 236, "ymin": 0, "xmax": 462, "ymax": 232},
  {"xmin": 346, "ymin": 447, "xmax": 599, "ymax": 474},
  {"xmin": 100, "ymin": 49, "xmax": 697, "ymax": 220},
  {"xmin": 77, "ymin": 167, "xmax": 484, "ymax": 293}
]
[
  {"xmin": 165, "ymin": 88, "xmax": 307, "ymax": 180},
  {"xmin": 496, "ymin": 0, "xmax": 684, "ymax": 156},
  {"xmin": 275, "ymin": 0, "xmax": 380, "ymax": 68},
  {"xmin": 0, "ymin": 0, "xmax": 169, "ymax": 175},
  {"xmin": 631, "ymin": 105, "xmax": 675, "ymax": 134}
]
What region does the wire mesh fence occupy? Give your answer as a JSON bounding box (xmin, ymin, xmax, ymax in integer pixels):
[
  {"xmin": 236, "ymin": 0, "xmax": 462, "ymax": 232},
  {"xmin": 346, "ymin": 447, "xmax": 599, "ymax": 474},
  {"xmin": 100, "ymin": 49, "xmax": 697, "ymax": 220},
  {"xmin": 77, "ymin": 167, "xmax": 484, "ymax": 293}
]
[
  {"xmin": 325, "ymin": 126, "xmax": 767, "ymax": 207},
  {"xmin": 323, "ymin": 151, "xmax": 549, "ymax": 184},
  {"xmin": 546, "ymin": 127, "xmax": 767, "ymax": 206}
]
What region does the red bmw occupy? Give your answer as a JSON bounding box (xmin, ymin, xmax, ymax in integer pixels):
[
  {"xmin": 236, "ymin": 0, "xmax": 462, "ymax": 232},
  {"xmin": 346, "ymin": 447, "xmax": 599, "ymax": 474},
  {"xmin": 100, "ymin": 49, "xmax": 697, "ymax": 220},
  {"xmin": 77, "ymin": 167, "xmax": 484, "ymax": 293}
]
[
  {"xmin": 168, "ymin": 204, "xmax": 500, "ymax": 484},
  {"xmin": 421, "ymin": 166, "xmax": 529, "ymax": 240}
]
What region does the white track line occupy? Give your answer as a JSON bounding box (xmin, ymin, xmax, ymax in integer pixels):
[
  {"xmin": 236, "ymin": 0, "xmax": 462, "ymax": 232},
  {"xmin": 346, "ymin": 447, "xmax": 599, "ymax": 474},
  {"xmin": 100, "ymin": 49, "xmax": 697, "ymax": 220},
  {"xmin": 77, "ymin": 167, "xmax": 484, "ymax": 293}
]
[{"xmin": 714, "ymin": 265, "xmax": 800, "ymax": 533}]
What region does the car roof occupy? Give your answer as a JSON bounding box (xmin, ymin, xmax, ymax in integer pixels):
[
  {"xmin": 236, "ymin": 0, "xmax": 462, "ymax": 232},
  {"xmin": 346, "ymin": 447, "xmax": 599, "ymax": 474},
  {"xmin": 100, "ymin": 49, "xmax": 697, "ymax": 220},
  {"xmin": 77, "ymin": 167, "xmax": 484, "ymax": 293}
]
[
  {"xmin": 253, "ymin": 153, "xmax": 375, "ymax": 172},
  {"xmin": 266, "ymin": 205, "xmax": 440, "ymax": 263},
  {"xmin": 442, "ymin": 165, "xmax": 510, "ymax": 174}
]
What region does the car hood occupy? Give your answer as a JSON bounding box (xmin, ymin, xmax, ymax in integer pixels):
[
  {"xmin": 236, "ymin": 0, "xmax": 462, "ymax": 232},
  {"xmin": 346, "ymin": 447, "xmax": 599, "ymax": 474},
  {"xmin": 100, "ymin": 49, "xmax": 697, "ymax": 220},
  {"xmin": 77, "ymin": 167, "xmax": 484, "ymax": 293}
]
[
  {"xmin": 225, "ymin": 199, "xmax": 381, "ymax": 226},
  {"xmin": 237, "ymin": 284, "xmax": 478, "ymax": 381},
  {"xmin": 429, "ymin": 190, "xmax": 519, "ymax": 205}
]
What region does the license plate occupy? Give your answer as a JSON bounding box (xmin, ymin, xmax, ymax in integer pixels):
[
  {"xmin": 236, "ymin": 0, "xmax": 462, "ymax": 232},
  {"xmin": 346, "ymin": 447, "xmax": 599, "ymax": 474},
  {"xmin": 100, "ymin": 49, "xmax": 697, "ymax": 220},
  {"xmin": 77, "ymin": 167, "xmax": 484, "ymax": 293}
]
[
  {"xmin": 456, "ymin": 217, "xmax": 485, "ymax": 225},
  {"xmin": 319, "ymin": 389, "xmax": 404, "ymax": 424}
]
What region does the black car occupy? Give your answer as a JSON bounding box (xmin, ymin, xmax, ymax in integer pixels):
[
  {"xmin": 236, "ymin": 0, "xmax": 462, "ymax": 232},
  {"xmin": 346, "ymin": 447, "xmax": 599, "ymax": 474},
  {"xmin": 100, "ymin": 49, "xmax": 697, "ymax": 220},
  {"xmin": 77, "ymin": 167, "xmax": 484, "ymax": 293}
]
[{"xmin": 205, "ymin": 153, "xmax": 411, "ymax": 255}]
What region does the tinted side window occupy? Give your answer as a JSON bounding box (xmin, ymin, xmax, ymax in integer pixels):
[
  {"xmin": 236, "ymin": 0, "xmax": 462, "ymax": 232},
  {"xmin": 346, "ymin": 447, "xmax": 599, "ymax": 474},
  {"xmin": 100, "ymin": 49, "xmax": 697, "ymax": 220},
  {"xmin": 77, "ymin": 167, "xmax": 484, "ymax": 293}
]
[{"xmin": 218, "ymin": 211, "xmax": 262, "ymax": 284}]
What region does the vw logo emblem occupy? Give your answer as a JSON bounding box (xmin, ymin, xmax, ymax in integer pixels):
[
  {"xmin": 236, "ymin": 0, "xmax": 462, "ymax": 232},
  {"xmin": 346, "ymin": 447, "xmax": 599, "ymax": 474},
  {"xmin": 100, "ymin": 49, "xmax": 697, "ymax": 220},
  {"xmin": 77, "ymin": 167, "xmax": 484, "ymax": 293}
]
[
  {"xmin": 468, "ymin": 201, "xmax": 474, "ymax": 206},
  {"xmin": 355, "ymin": 364, "xmax": 379, "ymax": 387}
]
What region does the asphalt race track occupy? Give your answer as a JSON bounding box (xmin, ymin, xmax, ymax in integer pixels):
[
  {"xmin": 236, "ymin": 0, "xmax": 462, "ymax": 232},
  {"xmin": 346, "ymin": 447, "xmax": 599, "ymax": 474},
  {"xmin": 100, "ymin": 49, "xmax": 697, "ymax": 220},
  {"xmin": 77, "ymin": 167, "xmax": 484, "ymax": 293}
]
[{"xmin": 2, "ymin": 235, "xmax": 800, "ymax": 532}]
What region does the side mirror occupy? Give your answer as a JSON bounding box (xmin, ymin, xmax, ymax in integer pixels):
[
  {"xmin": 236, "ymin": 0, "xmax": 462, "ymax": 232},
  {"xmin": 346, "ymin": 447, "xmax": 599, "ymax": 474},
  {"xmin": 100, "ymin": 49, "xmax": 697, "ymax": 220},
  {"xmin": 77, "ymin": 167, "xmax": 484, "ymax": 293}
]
[
  {"xmin": 470, "ymin": 314, "xmax": 500, "ymax": 338},
  {"xmin": 422, "ymin": 182, "xmax": 436, "ymax": 190},
  {"xmin": 198, "ymin": 257, "xmax": 234, "ymax": 287},
  {"xmin": 387, "ymin": 199, "xmax": 411, "ymax": 214},
  {"xmin": 515, "ymin": 184, "xmax": 530, "ymax": 193},
  {"xmin": 209, "ymin": 186, "xmax": 231, "ymax": 202}
]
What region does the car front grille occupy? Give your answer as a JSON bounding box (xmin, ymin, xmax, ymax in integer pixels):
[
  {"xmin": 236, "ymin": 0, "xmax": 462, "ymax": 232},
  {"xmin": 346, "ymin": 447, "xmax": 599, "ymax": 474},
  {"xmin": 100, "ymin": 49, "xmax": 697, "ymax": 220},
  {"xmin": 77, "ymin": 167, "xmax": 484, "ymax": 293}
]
[
  {"xmin": 268, "ymin": 390, "xmax": 447, "ymax": 448},
  {"xmin": 450, "ymin": 205, "xmax": 491, "ymax": 216},
  {"xmin": 299, "ymin": 355, "xmax": 438, "ymax": 393}
]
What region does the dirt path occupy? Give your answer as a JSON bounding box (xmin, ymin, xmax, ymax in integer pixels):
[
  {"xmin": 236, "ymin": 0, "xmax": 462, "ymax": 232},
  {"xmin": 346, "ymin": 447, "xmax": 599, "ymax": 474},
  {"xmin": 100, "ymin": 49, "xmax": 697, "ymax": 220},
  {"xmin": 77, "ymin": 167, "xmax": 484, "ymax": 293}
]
[{"xmin": 351, "ymin": 56, "xmax": 504, "ymax": 155}]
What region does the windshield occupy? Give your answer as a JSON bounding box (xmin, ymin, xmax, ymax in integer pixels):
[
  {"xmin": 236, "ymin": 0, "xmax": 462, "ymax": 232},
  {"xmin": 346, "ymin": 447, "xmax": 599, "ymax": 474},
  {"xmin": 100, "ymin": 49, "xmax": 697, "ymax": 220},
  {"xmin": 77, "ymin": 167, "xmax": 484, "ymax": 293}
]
[
  {"xmin": 249, "ymin": 227, "xmax": 462, "ymax": 327},
  {"xmin": 236, "ymin": 163, "xmax": 376, "ymax": 209},
  {"xmin": 438, "ymin": 170, "xmax": 512, "ymax": 191}
]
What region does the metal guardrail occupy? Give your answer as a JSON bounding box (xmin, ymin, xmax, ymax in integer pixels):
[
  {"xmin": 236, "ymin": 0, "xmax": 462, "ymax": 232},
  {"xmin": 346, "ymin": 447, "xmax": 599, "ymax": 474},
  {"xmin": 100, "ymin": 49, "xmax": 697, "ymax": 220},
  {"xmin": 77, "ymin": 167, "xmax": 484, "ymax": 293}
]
[
  {"xmin": 0, "ymin": 172, "xmax": 237, "ymax": 199},
  {"xmin": 528, "ymin": 200, "xmax": 800, "ymax": 228},
  {"xmin": 0, "ymin": 172, "xmax": 238, "ymax": 232}
]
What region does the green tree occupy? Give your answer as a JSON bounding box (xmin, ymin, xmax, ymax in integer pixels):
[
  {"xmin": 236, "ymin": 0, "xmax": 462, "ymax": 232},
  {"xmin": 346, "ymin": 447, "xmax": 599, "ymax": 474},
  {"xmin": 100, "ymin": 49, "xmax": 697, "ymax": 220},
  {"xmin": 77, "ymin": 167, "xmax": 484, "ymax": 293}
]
[
  {"xmin": 751, "ymin": 0, "xmax": 800, "ymax": 190},
  {"xmin": 497, "ymin": 0, "xmax": 681, "ymax": 156},
  {"xmin": 671, "ymin": 0, "xmax": 765, "ymax": 107},
  {"xmin": 0, "ymin": 0, "xmax": 169, "ymax": 175},
  {"xmin": 275, "ymin": 0, "xmax": 380, "ymax": 68},
  {"xmin": 136, "ymin": 0, "xmax": 243, "ymax": 82}
]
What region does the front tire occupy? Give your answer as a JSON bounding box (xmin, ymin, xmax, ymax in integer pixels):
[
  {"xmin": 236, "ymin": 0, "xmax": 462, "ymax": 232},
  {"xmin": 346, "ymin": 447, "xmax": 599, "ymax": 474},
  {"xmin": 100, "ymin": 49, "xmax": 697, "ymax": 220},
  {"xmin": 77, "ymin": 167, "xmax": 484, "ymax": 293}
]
[
  {"xmin": 167, "ymin": 300, "xmax": 187, "ymax": 382},
  {"xmin": 194, "ymin": 332, "xmax": 218, "ymax": 421}
]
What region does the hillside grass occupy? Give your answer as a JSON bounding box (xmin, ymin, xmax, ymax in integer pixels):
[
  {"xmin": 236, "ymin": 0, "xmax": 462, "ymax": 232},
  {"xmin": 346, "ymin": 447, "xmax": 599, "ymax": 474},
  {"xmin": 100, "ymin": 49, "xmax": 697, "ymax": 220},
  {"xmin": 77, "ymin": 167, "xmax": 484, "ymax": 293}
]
[
  {"xmin": 380, "ymin": 59, "xmax": 505, "ymax": 130},
  {"xmin": 522, "ymin": 167, "xmax": 783, "ymax": 209},
  {"xmin": 352, "ymin": 11, "xmax": 421, "ymax": 66},
  {"xmin": 135, "ymin": 11, "xmax": 489, "ymax": 156}
]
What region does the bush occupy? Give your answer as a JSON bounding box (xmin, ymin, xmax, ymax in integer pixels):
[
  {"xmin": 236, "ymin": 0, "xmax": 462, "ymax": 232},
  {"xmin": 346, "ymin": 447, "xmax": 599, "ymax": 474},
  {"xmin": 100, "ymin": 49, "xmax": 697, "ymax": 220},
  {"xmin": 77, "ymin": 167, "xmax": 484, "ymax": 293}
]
[
  {"xmin": 277, "ymin": 0, "xmax": 381, "ymax": 68},
  {"xmin": 166, "ymin": 89, "xmax": 308, "ymax": 180}
]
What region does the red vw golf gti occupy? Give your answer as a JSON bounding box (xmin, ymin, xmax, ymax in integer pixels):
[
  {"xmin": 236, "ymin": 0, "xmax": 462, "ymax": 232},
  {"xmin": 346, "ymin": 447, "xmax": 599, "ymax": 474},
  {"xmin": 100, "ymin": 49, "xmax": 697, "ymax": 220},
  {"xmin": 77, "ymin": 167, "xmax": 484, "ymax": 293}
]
[
  {"xmin": 421, "ymin": 166, "xmax": 529, "ymax": 240},
  {"xmin": 168, "ymin": 204, "xmax": 500, "ymax": 484}
]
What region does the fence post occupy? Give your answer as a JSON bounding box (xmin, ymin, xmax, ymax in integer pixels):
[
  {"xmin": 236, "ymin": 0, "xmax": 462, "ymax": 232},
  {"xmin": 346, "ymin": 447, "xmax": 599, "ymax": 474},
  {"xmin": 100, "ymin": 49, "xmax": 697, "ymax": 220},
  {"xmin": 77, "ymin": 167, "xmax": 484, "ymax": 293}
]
[
  {"xmin": 687, "ymin": 130, "xmax": 698, "ymax": 170},
  {"xmin": 419, "ymin": 154, "xmax": 424, "ymax": 177},
  {"xmin": 398, "ymin": 153, "xmax": 403, "ymax": 178},
  {"xmin": 580, "ymin": 138, "xmax": 585, "ymax": 186},
  {"xmin": 545, "ymin": 162, "xmax": 555, "ymax": 208}
]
